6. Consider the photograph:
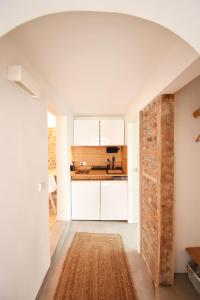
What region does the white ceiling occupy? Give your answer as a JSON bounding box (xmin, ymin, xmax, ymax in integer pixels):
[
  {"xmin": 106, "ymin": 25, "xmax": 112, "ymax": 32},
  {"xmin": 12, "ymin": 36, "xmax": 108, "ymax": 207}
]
[
  {"xmin": 1, "ymin": 0, "xmax": 200, "ymax": 53},
  {"xmin": 8, "ymin": 12, "xmax": 198, "ymax": 115}
]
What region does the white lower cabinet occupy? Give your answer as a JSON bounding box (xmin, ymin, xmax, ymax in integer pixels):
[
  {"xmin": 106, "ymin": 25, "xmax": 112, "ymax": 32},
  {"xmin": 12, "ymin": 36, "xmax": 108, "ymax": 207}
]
[
  {"xmin": 72, "ymin": 181, "xmax": 100, "ymax": 220},
  {"xmin": 101, "ymin": 181, "xmax": 127, "ymax": 220},
  {"xmin": 71, "ymin": 180, "xmax": 127, "ymax": 220}
]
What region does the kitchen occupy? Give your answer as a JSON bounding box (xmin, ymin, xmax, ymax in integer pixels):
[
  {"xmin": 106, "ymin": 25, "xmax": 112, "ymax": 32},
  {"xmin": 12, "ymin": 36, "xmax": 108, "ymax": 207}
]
[{"xmin": 70, "ymin": 117, "xmax": 128, "ymax": 221}]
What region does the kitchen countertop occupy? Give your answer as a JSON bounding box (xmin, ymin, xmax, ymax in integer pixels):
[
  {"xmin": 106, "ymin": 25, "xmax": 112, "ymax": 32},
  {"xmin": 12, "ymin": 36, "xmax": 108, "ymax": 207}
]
[{"xmin": 71, "ymin": 170, "xmax": 127, "ymax": 180}]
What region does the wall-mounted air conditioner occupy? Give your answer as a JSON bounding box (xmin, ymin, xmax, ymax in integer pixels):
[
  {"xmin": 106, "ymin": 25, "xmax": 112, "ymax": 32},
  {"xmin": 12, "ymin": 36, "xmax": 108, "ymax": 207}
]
[{"xmin": 7, "ymin": 65, "xmax": 40, "ymax": 98}]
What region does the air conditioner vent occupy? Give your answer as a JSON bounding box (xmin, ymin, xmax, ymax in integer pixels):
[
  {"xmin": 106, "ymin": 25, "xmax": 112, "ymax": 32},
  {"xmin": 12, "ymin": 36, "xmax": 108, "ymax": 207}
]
[{"xmin": 7, "ymin": 65, "xmax": 40, "ymax": 98}]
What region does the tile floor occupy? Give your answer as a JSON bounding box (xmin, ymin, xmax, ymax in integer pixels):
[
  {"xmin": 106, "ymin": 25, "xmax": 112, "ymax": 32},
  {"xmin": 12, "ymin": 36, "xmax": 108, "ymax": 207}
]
[{"xmin": 37, "ymin": 221, "xmax": 200, "ymax": 300}]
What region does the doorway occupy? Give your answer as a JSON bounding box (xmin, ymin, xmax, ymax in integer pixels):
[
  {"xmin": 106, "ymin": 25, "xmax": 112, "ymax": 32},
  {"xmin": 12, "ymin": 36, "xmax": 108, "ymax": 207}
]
[{"xmin": 48, "ymin": 112, "xmax": 57, "ymax": 229}]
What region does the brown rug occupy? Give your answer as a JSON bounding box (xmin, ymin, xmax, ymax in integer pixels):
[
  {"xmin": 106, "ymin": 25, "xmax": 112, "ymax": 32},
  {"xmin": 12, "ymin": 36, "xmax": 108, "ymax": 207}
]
[{"xmin": 54, "ymin": 232, "xmax": 136, "ymax": 300}]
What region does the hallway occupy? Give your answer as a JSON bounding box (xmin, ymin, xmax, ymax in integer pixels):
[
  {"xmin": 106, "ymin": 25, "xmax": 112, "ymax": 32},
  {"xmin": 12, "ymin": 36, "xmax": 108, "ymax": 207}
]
[
  {"xmin": 1, "ymin": 3, "xmax": 200, "ymax": 297},
  {"xmin": 37, "ymin": 222, "xmax": 199, "ymax": 300}
]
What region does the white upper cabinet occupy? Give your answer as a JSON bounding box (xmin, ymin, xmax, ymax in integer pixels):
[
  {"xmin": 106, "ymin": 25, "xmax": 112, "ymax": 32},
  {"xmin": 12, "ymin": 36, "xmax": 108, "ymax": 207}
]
[
  {"xmin": 100, "ymin": 119, "xmax": 124, "ymax": 145},
  {"xmin": 74, "ymin": 118, "xmax": 124, "ymax": 145},
  {"xmin": 74, "ymin": 119, "xmax": 99, "ymax": 145}
]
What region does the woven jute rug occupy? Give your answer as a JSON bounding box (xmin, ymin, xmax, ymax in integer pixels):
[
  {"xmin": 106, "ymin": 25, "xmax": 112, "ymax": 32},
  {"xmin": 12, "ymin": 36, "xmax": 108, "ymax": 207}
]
[{"xmin": 54, "ymin": 232, "xmax": 136, "ymax": 300}]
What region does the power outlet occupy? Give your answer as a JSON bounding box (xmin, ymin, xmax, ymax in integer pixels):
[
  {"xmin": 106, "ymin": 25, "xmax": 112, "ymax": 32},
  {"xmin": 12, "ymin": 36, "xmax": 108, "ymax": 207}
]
[{"xmin": 80, "ymin": 161, "xmax": 87, "ymax": 166}]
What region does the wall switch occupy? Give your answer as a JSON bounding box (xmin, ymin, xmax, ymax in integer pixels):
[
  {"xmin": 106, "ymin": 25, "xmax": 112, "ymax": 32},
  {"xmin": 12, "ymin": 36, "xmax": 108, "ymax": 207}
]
[
  {"xmin": 80, "ymin": 161, "xmax": 87, "ymax": 166},
  {"xmin": 38, "ymin": 182, "xmax": 46, "ymax": 192}
]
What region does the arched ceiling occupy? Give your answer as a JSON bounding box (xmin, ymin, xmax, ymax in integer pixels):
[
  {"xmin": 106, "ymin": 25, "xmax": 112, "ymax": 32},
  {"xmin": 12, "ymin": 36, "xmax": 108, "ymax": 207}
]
[
  {"xmin": 6, "ymin": 12, "xmax": 199, "ymax": 115},
  {"xmin": 1, "ymin": 0, "xmax": 200, "ymax": 53}
]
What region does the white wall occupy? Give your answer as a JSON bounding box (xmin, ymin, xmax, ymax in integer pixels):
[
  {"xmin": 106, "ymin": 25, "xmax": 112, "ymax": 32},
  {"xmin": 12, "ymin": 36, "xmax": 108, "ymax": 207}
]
[
  {"xmin": 0, "ymin": 36, "xmax": 50, "ymax": 299},
  {"xmin": 67, "ymin": 113, "xmax": 74, "ymax": 220},
  {"xmin": 56, "ymin": 114, "xmax": 73, "ymax": 221},
  {"xmin": 127, "ymin": 122, "xmax": 139, "ymax": 224},
  {"xmin": 175, "ymin": 75, "xmax": 200, "ymax": 272}
]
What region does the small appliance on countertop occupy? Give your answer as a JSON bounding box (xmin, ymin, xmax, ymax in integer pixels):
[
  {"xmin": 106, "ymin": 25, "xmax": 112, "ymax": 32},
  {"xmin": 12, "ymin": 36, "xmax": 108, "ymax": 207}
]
[
  {"xmin": 70, "ymin": 161, "xmax": 75, "ymax": 171},
  {"xmin": 106, "ymin": 146, "xmax": 120, "ymax": 153}
]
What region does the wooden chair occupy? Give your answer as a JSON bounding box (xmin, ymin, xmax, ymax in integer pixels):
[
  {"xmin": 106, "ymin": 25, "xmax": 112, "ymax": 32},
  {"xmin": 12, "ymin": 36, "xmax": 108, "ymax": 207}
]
[{"xmin": 48, "ymin": 175, "xmax": 57, "ymax": 213}]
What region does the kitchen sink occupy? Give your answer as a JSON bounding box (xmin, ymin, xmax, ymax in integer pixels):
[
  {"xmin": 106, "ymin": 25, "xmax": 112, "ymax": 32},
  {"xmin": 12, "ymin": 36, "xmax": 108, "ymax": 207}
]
[
  {"xmin": 107, "ymin": 169, "xmax": 123, "ymax": 174},
  {"xmin": 75, "ymin": 169, "xmax": 90, "ymax": 174}
]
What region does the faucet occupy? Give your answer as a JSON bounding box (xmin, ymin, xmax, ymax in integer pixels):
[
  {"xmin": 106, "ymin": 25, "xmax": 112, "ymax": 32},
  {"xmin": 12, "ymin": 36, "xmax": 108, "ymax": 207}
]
[
  {"xmin": 111, "ymin": 156, "xmax": 115, "ymax": 170},
  {"xmin": 107, "ymin": 159, "xmax": 111, "ymax": 170}
]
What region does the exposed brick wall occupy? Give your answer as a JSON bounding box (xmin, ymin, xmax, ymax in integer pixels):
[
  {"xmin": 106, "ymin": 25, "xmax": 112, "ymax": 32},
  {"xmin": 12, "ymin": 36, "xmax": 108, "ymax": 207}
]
[
  {"xmin": 141, "ymin": 95, "xmax": 174, "ymax": 286},
  {"xmin": 159, "ymin": 97, "xmax": 174, "ymax": 284},
  {"xmin": 48, "ymin": 128, "xmax": 56, "ymax": 172}
]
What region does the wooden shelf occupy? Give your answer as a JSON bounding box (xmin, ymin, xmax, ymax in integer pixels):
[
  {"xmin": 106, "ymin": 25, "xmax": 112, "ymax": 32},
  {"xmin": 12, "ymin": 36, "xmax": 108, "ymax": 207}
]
[
  {"xmin": 186, "ymin": 247, "xmax": 200, "ymax": 266},
  {"xmin": 193, "ymin": 109, "xmax": 200, "ymax": 118}
]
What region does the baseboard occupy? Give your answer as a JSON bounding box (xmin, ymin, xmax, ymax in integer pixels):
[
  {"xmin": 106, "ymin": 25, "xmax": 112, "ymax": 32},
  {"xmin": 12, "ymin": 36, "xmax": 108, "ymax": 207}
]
[{"xmin": 35, "ymin": 220, "xmax": 71, "ymax": 300}]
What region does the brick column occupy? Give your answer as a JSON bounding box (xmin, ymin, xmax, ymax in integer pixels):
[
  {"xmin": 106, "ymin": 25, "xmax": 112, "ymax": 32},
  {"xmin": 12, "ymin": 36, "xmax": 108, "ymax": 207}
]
[
  {"xmin": 140, "ymin": 94, "xmax": 174, "ymax": 286},
  {"xmin": 48, "ymin": 128, "xmax": 56, "ymax": 172}
]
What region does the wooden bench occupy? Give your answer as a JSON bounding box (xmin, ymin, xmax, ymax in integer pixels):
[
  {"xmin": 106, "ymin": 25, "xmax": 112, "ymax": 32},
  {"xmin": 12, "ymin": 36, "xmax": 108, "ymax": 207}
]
[{"xmin": 186, "ymin": 247, "xmax": 200, "ymax": 266}]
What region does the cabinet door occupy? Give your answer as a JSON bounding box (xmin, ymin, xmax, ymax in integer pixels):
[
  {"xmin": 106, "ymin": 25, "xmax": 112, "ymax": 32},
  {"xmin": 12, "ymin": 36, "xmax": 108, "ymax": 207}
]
[
  {"xmin": 101, "ymin": 181, "xmax": 127, "ymax": 220},
  {"xmin": 72, "ymin": 181, "xmax": 100, "ymax": 220},
  {"xmin": 74, "ymin": 120, "xmax": 99, "ymax": 145},
  {"xmin": 100, "ymin": 119, "xmax": 124, "ymax": 145}
]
